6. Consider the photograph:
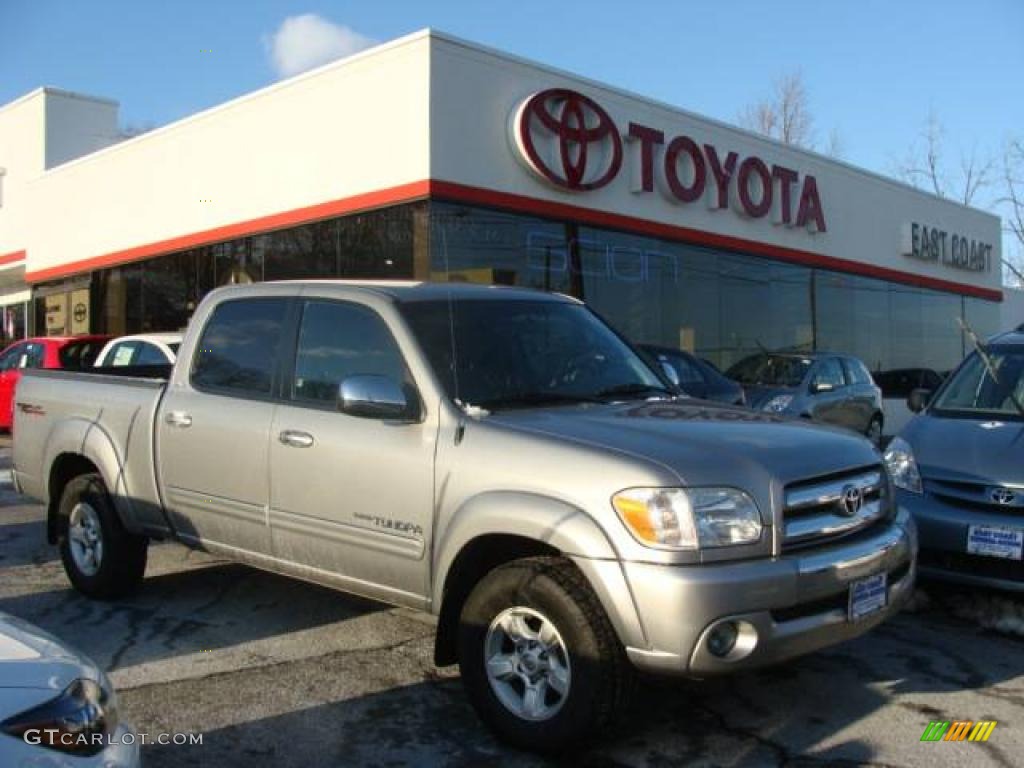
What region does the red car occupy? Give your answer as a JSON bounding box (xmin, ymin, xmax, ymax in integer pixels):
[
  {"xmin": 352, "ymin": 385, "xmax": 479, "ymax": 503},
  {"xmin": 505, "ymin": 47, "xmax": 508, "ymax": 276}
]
[{"xmin": 0, "ymin": 335, "xmax": 110, "ymax": 430}]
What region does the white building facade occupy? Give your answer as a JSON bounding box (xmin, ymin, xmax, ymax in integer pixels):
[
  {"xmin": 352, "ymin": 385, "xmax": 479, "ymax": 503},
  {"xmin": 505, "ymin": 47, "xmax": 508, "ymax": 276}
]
[{"xmin": 0, "ymin": 30, "xmax": 1010, "ymax": 374}]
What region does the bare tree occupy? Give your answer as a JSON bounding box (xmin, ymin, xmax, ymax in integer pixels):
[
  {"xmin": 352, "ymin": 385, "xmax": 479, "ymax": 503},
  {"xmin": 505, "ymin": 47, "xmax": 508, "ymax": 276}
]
[
  {"xmin": 996, "ymin": 137, "xmax": 1024, "ymax": 286},
  {"xmin": 738, "ymin": 71, "xmax": 815, "ymax": 149},
  {"xmin": 896, "ymin": 110, "xmax": 994, "ymax": 206}
]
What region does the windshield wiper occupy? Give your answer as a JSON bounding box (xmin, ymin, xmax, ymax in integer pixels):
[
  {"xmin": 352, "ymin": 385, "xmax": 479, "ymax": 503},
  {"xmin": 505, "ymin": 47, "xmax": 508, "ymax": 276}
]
[
  {"xmin": 957, "ymin": 317, "xmax": 1024, "ymax": 418},
  {"xmin": 476, "ymin": 392, "xmax": 604, "ymax": 410},
  {"xmin": 594, "ymin": 383, "xmax": 674, "ymax": 401}
]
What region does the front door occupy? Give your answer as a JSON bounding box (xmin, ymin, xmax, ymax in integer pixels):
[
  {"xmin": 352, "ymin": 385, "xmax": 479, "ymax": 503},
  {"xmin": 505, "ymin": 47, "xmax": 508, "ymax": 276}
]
[
  {"xmin": 156, "ymin": 296, "xmax": 291, "ymax": 555},
  {"xmin": 268, "ymin": 298, "xmax": 436, "ymax": 604},
  {"xmin": 807, "ymin": 357, "xmax": 848, "ymax": 428}
]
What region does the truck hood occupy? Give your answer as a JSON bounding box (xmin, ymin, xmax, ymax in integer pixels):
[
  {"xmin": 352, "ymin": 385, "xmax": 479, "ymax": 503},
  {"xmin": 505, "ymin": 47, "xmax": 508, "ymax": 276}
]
[
  {"xmin": 489, "ymin": 400, "xmax": 879, "ymax": 488},
  {"xmin": 903, "ymin": 414, "xmax": 1024, "ymax": 485}
]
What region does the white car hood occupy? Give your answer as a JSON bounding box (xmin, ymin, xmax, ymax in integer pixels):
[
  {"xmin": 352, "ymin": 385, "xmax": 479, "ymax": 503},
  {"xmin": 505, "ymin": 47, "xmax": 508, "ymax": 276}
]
[{"xmin": 0, "ymin": 612, "xmax": 98, "ymax": 693}]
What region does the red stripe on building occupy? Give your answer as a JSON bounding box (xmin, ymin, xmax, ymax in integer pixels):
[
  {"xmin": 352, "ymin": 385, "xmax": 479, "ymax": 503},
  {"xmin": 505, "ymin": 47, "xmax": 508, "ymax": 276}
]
[
  {"xmin": 24, "ymin": 181, "xmax": 432, "ymax": 283},
  {"xmin": 23, "ymin": 178, "xmax": 1003, "ymax": 302},
  {"xmin": 0, "ymin": 250, "xmax": 26, "ymax": 266},
  {"xmin": 428, "ymin": 180, "xmax": 1004, "ymax": 302}
]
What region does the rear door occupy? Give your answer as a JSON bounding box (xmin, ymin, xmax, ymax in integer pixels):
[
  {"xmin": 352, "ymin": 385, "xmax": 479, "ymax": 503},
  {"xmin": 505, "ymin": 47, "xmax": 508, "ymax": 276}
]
[
  {"xmin": 156, "ymin": 296, "xmax": 291, "ymax": 555},
  {"xmin": 267, "ymin": 298, "xmax": 436, "ymax": 602}
]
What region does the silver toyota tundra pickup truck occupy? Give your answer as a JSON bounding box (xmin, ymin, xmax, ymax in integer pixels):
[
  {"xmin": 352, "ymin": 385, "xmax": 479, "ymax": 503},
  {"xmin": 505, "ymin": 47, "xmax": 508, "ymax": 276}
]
[{"xmin": 12, "ymin": 281, "xmax": 917, "ymax": 752}]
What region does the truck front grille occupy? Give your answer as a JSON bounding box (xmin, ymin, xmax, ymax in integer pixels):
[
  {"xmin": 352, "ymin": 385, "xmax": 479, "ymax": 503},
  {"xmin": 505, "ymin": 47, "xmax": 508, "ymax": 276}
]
[
  {"xmin": 782, "ymin": 466, "xmax": 890, "ymax": 551},
  {"xmin": 926, "ymin": 479, "xmax": 1024, "ymax": 515}
]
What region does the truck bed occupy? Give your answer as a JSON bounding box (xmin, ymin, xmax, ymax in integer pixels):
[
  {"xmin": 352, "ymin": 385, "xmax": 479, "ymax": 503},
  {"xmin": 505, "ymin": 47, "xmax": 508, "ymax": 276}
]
[{"xmin": 13, "ymin": 367, "xmax": 172, "ymax": 539}]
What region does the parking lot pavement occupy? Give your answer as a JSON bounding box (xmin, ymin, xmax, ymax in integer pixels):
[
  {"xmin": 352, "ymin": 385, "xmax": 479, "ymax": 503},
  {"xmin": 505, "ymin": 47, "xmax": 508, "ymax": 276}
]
[{"xmin": 0, "ymin": 475, "xmax": 1021, "ymax": 764}]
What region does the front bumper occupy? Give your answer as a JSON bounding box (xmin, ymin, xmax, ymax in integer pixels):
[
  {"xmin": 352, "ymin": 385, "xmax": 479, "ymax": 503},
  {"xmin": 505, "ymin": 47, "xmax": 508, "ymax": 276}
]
[
  {"xmin": 621, "ymin": 509, "xmax": 916, "ymax": 676},
  {"xmin": 899, "ymin": 488, "xmax": 1024, "ymax": 592}
]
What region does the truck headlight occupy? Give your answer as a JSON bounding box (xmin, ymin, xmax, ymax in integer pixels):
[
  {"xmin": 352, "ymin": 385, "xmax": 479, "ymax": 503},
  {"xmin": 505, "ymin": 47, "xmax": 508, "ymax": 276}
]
[
  {"xmin": 613, "ymin": 487, "xmax": 763, "ymax": 549},
  {"xmin": 1, "ymin": 678, "xmax": 118, "ymax": 756},
  {"xmin": 762, "ymin": 394, "xmax": 793, "ymax": 413},
  {"xmin": 883, "ymin": 436, "xmax": 922, "ymax": 494}
]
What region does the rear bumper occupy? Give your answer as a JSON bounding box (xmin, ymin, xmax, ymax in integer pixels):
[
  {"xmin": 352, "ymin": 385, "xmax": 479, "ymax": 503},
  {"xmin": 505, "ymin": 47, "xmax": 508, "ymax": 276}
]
[
  {"xmin": 621, "ymin": 509, "xmax": 916, "ymax": 676},
  {"xmin": 899, "ymin": 489, "xmax": 1024, "ymax": 592}
]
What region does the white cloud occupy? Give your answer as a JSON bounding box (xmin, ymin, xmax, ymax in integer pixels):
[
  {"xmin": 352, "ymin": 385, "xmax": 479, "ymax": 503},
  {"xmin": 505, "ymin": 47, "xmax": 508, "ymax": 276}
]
[{"xmin": 266, "ymin": 14, "xmax": 376, "ymax": 79}]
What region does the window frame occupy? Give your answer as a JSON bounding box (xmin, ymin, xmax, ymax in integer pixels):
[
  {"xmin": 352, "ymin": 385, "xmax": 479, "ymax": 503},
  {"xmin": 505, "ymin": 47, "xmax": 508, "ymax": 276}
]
[
  {"xmin": 280, "ymin": 297, "xmax": 423, "ymax": 419},
  {"xmin": 811, "ymin": 357, "xmax": 847, "ymax": 391},
  {"xmin": 189, "ymin": 296, "xmax": 297, "ymax": 403}
]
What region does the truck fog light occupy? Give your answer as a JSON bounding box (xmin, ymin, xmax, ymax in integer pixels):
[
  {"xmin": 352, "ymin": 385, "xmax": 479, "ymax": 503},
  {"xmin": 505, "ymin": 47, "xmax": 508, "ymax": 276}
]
[{"xmin": 706, "ymin": 621, "xmax": 739, "ymax": 657}]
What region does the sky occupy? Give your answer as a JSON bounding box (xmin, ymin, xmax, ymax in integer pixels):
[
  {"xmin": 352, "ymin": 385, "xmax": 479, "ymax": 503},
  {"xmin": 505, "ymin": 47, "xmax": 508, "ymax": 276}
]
[{"xmin": 2, "ymin": 0, "xmax": 1022, "ymax": 210}]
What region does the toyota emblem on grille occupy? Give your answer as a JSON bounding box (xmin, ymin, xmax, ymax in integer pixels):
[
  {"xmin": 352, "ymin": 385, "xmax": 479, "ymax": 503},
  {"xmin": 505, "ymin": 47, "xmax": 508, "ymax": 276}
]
[
  {"xmin": 839, "ymin": 484, "xmax": 864, "ymax": 517},
  {"xmin": 991, "ymin": 487, "xmax": 1017, "ymax": 505}
]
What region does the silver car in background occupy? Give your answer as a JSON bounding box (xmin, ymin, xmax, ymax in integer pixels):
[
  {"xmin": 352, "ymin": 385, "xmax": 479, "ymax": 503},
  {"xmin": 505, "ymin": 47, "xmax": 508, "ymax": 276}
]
[
  {"xmin": 728, "ymin": 352, "xmax": 884, "ymax": 442},
  {"xmin": 886, "ymin": 328, "xmax": 1024, "ymax": 591},
  {"xmin": 0, "ymin": 611, "xmax": 138, "ymax": 767}
]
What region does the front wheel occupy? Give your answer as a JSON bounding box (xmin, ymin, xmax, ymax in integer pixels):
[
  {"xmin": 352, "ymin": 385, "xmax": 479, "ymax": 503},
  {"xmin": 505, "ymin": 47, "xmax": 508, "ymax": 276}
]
[
  {"xmin": 58, "ymin": 473, "xmax": 148, "ymax": 600},
  {"xmin": 457, "ymin": 556, "xmax": 634, "ymax": 754}
]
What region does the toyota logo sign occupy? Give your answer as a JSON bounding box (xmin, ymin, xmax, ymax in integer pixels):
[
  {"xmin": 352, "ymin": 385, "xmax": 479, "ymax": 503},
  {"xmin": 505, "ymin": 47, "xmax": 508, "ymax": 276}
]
[
  {"xmin": 991, "ymin": 487, "xmax": 1017, "ymax": 505},
  {"xmin": 509, "ymin": 88, "xmax": 828, "ymax": 233},
  {"xmin": 513, "ymin": 88, "xmax": 623, "ymax": 191}
]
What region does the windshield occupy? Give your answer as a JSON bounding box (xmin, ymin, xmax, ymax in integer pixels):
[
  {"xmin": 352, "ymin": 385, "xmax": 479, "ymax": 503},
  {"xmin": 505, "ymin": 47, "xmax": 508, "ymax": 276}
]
[
  {"xmin": 400, "ymin": 299, "xmax": 668, "ymax": 410},
  {"xmin": 726, "ymin": 354, "xmax": 812, "ymax": 387},
  {"xmin": 931, "ymin": 346, "xmax": 1024, "ymax": 419}
]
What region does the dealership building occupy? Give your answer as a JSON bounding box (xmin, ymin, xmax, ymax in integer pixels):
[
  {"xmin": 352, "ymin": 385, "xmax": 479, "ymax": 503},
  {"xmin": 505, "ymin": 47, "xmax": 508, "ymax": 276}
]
[{"xmin": 0, "ymin": 30, "xmax": 1016, "ymax": 375}]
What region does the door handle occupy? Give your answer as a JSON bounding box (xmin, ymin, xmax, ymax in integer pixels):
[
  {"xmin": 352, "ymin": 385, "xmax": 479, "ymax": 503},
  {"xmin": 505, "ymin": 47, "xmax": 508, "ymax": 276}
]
[
  {"xmin": 278, "ymin": 430, "xmax": 314, "ymax": 448},
  {"xmin": 164, "ymin": 411, "xmax": 193, "ymax": 428}
]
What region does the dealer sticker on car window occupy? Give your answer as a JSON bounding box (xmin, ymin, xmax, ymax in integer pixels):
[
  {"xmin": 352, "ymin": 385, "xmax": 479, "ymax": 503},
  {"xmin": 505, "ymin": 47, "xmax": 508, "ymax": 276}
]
[
  {"xmin": 967, "ymin": 525, "xmax": 1024, "ymax": 560},
  {"xmin": 849, "ymin": 573, "xmax": 887, "ymax": 621}
]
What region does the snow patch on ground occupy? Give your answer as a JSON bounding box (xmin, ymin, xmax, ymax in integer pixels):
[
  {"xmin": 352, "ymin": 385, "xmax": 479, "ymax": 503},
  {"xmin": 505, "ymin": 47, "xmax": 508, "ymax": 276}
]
[{"xmin": 913, "ymin": 586, "xmax": 1024, "ymax": 637}]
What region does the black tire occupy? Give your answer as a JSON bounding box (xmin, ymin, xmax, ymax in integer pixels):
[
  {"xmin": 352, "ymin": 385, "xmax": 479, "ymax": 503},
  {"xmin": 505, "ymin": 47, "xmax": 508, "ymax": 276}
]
[
  {"xmin": 457, "ymin": 556, "xmax": 634, "ymax": 754},
  {"xmin": 58, "ymin": 473, "xmax": 148, "ymax": 600}
]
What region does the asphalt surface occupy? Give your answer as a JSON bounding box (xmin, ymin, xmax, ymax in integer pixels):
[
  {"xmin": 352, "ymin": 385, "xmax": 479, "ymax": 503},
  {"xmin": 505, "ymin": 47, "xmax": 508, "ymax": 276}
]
[{"xmin": 0, "ymin": 438, "xmax": 1022, "ymax": 767}]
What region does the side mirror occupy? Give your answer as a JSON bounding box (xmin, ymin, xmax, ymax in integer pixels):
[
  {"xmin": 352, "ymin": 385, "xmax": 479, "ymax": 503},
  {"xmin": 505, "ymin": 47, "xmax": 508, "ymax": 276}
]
[
  {"xmin": 338, "ymin": 374, "xmax": 411, "ymax": 419},
  {"xmin": 811, "ymin": 380, "xmax": 834, "ymax": 394},
  {"xmin": 659, "ymin": 359, "xmax": 681, "ymax": 388},
  {"xmin": 907, "ymin": 387, "xmax": 932, "ymax": 414}
]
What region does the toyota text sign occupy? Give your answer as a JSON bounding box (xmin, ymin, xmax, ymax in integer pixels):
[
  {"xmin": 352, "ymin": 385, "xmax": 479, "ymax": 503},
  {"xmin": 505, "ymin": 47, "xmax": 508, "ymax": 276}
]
[{"xmin": 512, "ymin": 88, "xmax": 827, "ymax": 233}]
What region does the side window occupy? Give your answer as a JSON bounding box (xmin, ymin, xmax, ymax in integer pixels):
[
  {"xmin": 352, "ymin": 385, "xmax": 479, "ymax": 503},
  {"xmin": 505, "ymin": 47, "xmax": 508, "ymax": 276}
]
[
  {"xmin": 0, "ymin": 344, "xmax": 23, "ymax": 372},
  {"xmin": 811, "ymin": 358, "xmax": 845, "ymax": 390},
  {"xmin": 135, "ymin": 343, "xmax": 168, "ymax": 365},
  {"xmin": 24, "ymin": 343, "xmax": 46, "ymax": 369},
  {"xmin": 292, "ymin": 300, "xmax": 409, "ymax": 407},
  {"xmin": 666, "ymin": 354, "xmax": 704, "ymax": 385},
  {"xmin": 841, "ymin": 358, "xmax": 871, "ymax": 386},
  {"xmin": 192, "ymin": 298, "xmax": 289, "ymax": 397},
  {"xmin": 60, "ymin": 341, "xmax": 105, "ymax": 369}
]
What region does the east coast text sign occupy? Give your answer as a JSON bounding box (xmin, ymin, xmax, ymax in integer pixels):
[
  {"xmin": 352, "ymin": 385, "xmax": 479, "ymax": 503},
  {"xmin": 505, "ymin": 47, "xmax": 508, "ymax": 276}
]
[{"xmin": 512, "ymin": 88, "xmax": 827, "ymax": 233}]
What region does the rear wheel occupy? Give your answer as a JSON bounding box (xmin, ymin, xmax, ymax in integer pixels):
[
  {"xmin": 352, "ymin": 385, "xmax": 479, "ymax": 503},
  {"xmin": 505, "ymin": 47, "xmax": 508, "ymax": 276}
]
[
  {"xmin": 457, "ymin": 556, "xmax": 633, "ymax": 754},
  {"xmin": 58, "ymin": 473, "xmax": 147, "ymax": 599}
]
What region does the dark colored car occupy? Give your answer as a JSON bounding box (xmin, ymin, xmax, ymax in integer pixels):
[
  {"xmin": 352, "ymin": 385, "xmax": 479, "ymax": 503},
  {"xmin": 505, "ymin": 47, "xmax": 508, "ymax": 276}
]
[
  {"xmin": 638, "ymin": 344, "xmax": 745, "ymax": 405},
  {"xmin": 885, "ymin": 328, "xmax": 1024, "ymax": 591},
  {"xmin": 0, "ymin": 335, "xmax": 110, "ymax": 429},
  {"xmin": 727, "ymin": 352, "xmax": 884, "ymax": 441}
]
